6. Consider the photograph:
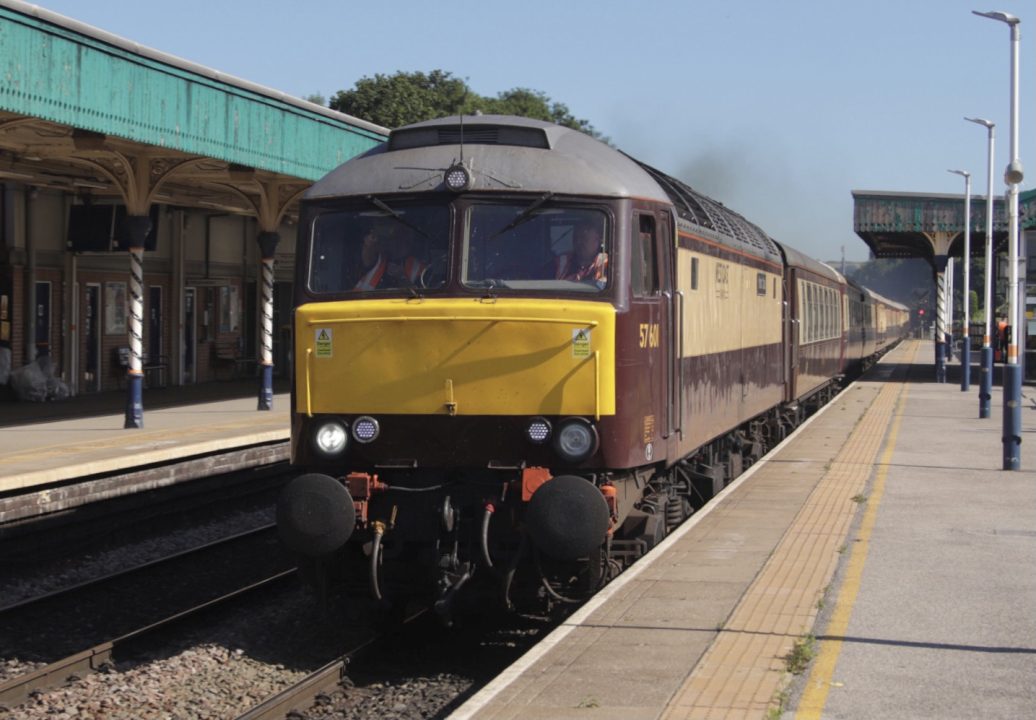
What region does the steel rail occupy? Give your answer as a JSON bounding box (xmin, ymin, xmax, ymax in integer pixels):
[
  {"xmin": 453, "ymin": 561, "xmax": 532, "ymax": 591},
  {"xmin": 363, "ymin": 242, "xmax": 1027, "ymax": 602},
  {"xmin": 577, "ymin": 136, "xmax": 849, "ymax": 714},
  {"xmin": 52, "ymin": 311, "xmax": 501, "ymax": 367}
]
[
  {"xmin": 0, "ymin": 558, "xmax": 294, "ymax": 707},
  {"xmin": 234, "ymin": 608, "xmax": 427, "ymax": 720},
  {"xmin": 0, "ymin": 523, "xmax": 276, "ymax": 614}
]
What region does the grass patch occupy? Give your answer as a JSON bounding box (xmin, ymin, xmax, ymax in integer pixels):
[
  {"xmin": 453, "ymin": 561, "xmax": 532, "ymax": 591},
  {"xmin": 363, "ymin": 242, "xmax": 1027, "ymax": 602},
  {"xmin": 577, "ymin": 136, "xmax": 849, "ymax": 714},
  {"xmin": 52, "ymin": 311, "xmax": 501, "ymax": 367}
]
[
  {"xmin": 850, "ymin": 493, "xmax": 868, "ymax": 504},
  {"xmin": 767, "ymin": 687, "xmax": 791, "ymax": 719},
  {"xmin": 577, "ymin": 696, "xmax": 599, "ymax": 708},
  {"xmin": 785, "ymin": 634, "xmax": 816, "ymax": 675}
]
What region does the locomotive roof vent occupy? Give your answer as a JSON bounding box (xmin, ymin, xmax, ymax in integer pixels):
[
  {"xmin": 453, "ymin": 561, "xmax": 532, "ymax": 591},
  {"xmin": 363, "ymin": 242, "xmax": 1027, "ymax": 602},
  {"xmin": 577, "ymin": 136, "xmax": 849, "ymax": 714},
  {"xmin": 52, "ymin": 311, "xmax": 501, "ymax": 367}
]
[
  {"xmin": 635, "ymin": 159, "xmax": 780, "ymax": 257},
  {"xmin": 388, "ymin": 124, "xmax": 551, "ymax": 152}
]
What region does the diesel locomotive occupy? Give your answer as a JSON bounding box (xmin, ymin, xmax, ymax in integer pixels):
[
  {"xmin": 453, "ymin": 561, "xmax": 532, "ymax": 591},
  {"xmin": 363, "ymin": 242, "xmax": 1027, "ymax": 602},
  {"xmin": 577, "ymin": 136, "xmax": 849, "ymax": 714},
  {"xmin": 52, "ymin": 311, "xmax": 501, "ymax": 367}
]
[{"xmin": 276, "ymin": 115, "xmax": 907, "ymax": 616}]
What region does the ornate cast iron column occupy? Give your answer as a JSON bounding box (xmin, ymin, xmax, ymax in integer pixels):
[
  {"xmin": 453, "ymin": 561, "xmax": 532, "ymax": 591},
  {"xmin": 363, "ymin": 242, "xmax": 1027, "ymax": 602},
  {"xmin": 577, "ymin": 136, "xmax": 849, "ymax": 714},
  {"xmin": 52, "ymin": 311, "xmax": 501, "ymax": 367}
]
[
  {"xmin": 123, "ymin": 215, "xmax": 150, "ymax": 428},
  {"xmin": 257, "ymin": 232, "xmax": 279, "ymax": 410}
]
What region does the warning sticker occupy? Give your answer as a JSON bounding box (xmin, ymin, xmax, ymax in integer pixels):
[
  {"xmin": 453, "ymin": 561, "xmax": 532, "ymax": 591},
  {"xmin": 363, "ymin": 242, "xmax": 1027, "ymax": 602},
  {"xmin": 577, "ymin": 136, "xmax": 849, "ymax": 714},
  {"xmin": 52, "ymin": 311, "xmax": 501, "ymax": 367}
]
[
  {"xmin": 572, "ymin": 328, "xmax": 591, "ymax": 358},
  {"xmin": 315, "ymin": 328, "xmax": 333, "ymax": 358}
]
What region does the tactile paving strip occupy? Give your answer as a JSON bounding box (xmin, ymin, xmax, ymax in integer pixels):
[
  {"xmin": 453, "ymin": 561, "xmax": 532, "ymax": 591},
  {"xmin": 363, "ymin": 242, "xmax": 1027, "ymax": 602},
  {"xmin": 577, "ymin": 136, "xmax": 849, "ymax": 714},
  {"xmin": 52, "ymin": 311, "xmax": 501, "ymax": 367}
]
[{"xmin": 662, "ymin": 345, "xmax": 915, "ymax": 720}]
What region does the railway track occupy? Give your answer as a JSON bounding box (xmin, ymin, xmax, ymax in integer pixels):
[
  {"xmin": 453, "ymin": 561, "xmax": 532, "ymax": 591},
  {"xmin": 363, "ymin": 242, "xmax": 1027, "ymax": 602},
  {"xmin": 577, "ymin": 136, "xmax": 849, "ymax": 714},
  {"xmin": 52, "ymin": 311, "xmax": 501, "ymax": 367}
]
[
  {"xmin": 0, "ymin": 524, "xmax": 294, "ymax": 706},
  {"xmin": 234, "ymin": 610, "xmax": 422, "ymax": 720}
]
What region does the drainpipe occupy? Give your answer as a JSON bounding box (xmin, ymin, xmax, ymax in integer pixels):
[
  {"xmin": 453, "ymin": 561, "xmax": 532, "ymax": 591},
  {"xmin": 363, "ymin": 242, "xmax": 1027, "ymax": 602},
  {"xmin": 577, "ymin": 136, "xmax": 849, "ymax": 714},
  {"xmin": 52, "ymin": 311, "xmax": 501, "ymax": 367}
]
[{"xmin": 24, "ymin": 186, "xmax": 35, "ymax": 366}]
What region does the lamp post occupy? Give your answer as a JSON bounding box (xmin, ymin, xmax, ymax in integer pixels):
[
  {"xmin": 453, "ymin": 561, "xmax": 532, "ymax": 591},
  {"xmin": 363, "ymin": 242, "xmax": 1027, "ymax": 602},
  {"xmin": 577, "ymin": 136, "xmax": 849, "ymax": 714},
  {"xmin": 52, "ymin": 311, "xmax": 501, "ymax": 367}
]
[
  {"xmin": 974, "ymin": 10, "xmax": 1023, "ymax": 470},
  {"xmin": 949, "ymin": 170, "xmax": 973, "ymax": 391},
  {"xmin": 965, "ymin": 116, "xmax": 996, "ymax": 418},
  {"xmin": 947, "ymin": 257, "xmax": 955, "ymax": 361}
]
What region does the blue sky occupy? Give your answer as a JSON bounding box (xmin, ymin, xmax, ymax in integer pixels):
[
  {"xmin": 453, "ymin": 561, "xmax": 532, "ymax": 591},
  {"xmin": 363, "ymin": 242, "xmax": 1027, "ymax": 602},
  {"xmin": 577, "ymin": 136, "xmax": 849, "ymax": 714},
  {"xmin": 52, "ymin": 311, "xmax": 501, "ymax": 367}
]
[{"xmin": 27, "ymin": 0, "xmax": 1036, "ymax": 262}]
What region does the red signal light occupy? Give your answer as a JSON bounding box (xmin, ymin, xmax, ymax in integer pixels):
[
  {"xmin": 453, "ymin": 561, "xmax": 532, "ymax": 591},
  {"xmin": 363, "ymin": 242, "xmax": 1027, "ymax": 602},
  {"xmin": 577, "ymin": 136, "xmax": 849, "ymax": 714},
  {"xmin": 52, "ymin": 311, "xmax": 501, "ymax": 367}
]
[{"xmin": 918, "ymin": 309, "xmax": 926, "ymax": 316}]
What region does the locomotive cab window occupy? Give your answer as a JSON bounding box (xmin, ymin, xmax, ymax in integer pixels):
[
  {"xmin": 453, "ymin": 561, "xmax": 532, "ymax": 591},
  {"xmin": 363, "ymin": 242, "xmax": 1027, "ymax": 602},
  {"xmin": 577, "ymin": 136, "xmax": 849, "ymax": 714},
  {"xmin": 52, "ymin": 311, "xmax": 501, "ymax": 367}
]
[
  {"xmin": 461, "ymin": 204, "xmax": 610, "ymax": 292},
  {"xmin": 308, "ymin": 202, "xmax": 450, "ymax": 294},
  {"xmin": 632, "ymin": 215, "xmax": 658, "ymax": 297}
]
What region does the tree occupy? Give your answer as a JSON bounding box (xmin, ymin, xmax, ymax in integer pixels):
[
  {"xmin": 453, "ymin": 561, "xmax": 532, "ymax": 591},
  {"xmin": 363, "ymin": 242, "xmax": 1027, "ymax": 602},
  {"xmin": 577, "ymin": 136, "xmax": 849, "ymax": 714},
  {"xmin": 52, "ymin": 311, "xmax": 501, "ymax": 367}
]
[
  {"xmin": 846, "ymin": 258, "xmax": 932, "ymax": 306},
  {"xmin": 330, "ymin": 70, "xmax": 605, "ymax": 139}
]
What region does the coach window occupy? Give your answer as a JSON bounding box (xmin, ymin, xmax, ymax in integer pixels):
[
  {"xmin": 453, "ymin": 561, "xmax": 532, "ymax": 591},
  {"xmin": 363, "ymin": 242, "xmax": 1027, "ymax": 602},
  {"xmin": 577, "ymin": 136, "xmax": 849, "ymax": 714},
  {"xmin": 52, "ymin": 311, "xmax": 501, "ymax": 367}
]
[
  {"xmin": 691, "ymin": 257, "xmax": 699, "ymax": 290},
  {"xmin": 632, "ymin": 215, "xmax": 658, "ymax": 296},
  {"xmin": 808, "ymin": 283, "xmax": 816, "ymax": 343}
]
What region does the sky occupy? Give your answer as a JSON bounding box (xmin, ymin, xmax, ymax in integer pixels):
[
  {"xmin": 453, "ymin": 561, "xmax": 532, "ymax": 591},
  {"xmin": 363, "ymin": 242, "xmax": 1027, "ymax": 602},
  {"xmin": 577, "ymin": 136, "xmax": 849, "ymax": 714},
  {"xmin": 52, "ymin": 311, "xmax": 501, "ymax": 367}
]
[{"xmin": 22, "ymin": 0, "xmax": 1036, "ymax": 263}]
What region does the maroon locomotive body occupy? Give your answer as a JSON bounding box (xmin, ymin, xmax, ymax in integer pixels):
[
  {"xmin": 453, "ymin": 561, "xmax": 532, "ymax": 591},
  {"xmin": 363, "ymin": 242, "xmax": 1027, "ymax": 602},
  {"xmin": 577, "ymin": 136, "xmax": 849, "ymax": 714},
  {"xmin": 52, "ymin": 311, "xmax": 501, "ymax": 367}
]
[{"xmin": 277, "ymin": 116, "xmax": 906, "ymax": 616}]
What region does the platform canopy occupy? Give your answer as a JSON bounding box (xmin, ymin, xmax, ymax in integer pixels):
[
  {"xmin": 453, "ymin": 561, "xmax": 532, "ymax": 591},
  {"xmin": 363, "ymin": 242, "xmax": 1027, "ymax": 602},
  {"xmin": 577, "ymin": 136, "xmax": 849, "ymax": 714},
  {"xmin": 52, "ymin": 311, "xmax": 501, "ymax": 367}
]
[
  {"xmin": 852, "ymin": 189, "xmax": 1036, "ymax": 264},
  {"xmin": 0, "ymin": 0, "xmax": 387, "ymax": 222}
]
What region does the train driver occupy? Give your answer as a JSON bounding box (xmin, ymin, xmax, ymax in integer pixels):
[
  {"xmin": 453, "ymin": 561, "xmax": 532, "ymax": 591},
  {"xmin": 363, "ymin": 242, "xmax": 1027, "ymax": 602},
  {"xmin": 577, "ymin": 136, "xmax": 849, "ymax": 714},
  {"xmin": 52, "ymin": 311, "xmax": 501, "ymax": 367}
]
[
  {"xmin": 555, "ymin": 220, "xmax": 608, "ymax": 287},
  {"xmin": 354, "ymin": 223, "xmax": 427, "ymax": 290}
]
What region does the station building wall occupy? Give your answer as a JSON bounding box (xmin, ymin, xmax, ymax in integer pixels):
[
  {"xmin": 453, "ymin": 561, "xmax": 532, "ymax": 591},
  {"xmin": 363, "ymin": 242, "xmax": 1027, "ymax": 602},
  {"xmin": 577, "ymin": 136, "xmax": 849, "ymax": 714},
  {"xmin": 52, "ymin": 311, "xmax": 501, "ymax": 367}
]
[{"xmin": 0, "ymin": 183, "xmax": 298, "ymax": 398}]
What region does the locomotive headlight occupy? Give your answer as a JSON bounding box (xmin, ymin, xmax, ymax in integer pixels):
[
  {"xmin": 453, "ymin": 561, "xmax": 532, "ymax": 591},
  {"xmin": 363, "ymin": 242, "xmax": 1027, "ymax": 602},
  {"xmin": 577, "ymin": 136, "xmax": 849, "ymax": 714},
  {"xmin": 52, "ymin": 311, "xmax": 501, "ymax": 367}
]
[
  {"xmin": 553, "ymin": 418, "xmax": 598, "ymax": 463},
  {"xmin": 312, "ymin": 419, "xmax": 349, "ymax": 458},
  {"xmin": 526, "ymin": 417, "xmax": 552, "ymax": 444},
  {"xmin": 444, "ymin": 163, "xmax": 473, "ymax": 192},
  {"xmin": 352, "ymin": 416, "xmax": 380, "ymax": 443}
]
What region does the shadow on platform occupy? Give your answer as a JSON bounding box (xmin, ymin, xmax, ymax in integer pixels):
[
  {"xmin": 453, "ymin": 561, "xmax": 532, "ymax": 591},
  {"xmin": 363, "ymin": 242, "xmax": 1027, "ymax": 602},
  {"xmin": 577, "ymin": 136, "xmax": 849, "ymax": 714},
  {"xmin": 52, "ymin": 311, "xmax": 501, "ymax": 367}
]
[{"xmin": 0, "ymin": 377, "xmax": 291, "ymax": 428}]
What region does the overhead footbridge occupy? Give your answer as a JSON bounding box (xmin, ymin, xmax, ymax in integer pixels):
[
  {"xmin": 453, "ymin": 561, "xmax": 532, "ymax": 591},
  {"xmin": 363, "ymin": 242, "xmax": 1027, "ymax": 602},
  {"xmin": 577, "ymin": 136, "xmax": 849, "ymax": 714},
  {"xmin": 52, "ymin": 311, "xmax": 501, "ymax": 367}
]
[{"xmin": 851, "ymin": 189, "xmax": 1034, "ymax": 383}]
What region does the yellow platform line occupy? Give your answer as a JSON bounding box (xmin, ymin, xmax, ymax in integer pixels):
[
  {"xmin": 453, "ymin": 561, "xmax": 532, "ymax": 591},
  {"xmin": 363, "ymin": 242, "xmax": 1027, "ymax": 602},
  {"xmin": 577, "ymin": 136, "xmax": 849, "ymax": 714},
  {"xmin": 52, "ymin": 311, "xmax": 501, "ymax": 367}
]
[
  {"xmin": 662, "ymin": 342, "xmax": 915, "ymax": 720},
  {"xmin": 794, "ymin": 384, "xmax": 910, "ymax": 718}
]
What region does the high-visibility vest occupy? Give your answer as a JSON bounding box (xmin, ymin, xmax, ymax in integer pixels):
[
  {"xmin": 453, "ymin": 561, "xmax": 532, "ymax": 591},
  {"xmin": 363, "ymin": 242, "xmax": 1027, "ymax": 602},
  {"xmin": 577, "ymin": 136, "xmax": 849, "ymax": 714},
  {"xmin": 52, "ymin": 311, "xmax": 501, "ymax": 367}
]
[
  {"xmin": 555, "ymin": 252, "xmax": 608, "ymax": 281},
  {"xmin": 354, "ymin": 255, "xmax": 427, "ymax": 290}
]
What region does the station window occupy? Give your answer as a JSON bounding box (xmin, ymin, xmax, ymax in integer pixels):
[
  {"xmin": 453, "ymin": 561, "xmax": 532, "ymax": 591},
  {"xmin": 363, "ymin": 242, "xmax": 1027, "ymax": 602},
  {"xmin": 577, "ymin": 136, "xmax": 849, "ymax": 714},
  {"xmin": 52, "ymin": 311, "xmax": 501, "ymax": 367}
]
[{"xmin": 757, "ymin": 272, "xmax": 766, "ymax": 296}]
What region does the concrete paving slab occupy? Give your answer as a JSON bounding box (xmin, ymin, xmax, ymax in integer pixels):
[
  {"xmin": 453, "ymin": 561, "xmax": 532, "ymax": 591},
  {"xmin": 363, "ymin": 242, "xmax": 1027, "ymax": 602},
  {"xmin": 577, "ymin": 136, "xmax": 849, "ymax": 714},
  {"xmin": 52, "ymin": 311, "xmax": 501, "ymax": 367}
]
[
  {"xmin": 788, "ymin": 348, "xmax": 1036, "ymax": 720},
  {"xmin": 0, "ymin": 391, "xmax": 290, "ymax": 491}
]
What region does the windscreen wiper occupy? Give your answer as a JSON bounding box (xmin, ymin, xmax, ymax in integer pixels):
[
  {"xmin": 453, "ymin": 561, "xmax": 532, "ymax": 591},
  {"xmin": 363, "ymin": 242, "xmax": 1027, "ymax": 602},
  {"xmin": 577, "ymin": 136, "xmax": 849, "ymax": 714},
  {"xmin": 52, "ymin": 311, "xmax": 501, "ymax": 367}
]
[
  {"xmin": 367, "ymin": 196, "xmax": 431, "ymax": 239},
  {"xmin": 486, "ymin": 192, "xmax": 554, "ymax": 241}
]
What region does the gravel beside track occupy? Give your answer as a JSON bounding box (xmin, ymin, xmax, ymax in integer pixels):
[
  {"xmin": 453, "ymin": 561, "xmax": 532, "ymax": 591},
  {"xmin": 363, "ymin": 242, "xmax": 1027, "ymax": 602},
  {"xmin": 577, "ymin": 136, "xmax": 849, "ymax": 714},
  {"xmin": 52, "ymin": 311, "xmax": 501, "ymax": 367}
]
[
  {"xmin": 0, "ymin": 506, "xmax": 277, "ymax": 609},
  {"xmin": 5, "ymin": 583, "xmax": 338, "ymax": 720}
]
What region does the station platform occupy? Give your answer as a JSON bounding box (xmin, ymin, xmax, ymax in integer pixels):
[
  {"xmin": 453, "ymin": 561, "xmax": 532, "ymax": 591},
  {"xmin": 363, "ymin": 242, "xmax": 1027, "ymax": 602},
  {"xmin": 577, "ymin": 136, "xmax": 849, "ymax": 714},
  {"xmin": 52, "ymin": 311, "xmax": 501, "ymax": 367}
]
[
  {"xmin": 452, "ymin": 339, "xmax": 1036, "ymax": 720},
  {"xmin": 0, "ymin": 380, "xmax": 290, "ymax": 525}
]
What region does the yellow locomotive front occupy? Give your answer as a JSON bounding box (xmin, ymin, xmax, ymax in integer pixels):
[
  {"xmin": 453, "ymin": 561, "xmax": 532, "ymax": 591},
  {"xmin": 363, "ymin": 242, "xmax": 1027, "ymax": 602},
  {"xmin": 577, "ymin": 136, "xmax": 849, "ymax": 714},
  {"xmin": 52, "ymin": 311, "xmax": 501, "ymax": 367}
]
[{"xmin": 292, "ymin": 200, "xmax": 618, "ymax": 461}]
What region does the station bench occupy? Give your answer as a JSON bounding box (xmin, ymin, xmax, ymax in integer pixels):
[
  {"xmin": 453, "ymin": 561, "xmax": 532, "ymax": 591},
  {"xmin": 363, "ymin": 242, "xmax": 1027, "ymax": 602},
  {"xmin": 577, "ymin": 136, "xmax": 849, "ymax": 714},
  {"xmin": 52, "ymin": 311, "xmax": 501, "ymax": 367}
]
[
  {"xmin": 114, "ymin": 346, "xmax": 168, "ymax": 388},
  {"xmin": 212, "ymin": 338, "xmax": 256, "ymax": 380}
]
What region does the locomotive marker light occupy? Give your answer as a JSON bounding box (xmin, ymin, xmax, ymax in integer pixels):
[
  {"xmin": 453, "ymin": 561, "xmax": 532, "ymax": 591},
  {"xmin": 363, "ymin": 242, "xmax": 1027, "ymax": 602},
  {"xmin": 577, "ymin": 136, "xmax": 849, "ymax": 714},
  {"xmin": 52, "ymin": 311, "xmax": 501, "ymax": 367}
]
[
  {"xmin": 553, "ymin": 417, "xmax": 599, "ymax": 463},
  {"xmin": 948, "ymin": 169, "xmax": 972, "ymax": 391},
  {"xmin": 444, "ymin": 163, "xmax": 474, "ymax": 192},
  {"xmin": 973, "ymin": 9, "xmax": 1022, "ymax": 469},
  {"xmin": 312, "ymin": 419, "xmax": 349, "ymax": 459},
  {"xmin": 351, "ymin": 416, "xmax": 380, "ymax": 443},
  {"xmin": 965, "ymin": 117, "xmax": 996, "ymax": 418},
  {"xmin": 526, "ymin": 417, "xmax": 553, "ymax": 444}
]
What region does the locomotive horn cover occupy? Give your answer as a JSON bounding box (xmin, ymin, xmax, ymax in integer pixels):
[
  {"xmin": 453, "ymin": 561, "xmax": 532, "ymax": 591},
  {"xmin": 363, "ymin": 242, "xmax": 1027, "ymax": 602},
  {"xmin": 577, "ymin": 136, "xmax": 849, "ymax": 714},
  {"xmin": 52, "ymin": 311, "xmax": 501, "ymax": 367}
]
[
  {"xmin": 526, "ymin": 475, "xmax": 610, "ymax": 561},
  {"xmin": 277, "ymin": 473, "xmax": 356, "ymax": 557}
]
